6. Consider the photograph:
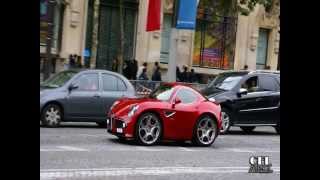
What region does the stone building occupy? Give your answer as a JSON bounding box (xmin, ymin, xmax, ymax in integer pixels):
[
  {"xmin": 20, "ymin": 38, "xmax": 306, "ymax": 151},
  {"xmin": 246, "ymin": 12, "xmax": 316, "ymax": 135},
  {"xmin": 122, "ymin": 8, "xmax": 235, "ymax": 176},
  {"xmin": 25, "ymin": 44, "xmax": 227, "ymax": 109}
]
[{"xmin": 41, "ymin": 0, "xmax": 280, "ymax": 83}]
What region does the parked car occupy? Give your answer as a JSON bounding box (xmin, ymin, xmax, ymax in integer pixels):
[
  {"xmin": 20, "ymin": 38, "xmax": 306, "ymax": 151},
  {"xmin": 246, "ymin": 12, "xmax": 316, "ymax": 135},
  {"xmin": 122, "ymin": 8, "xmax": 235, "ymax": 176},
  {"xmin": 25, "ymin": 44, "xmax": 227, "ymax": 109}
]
[
  {"xmin": 107, "ymin": 83, "xmax": 222, "ymax": 146},
  {"xmin": 40, "ymin": 69, "xmax": 135, "ymax": 127},
  {"xmin": 201, "ymin": 70, "xmax": 280, "ymax": 134}
]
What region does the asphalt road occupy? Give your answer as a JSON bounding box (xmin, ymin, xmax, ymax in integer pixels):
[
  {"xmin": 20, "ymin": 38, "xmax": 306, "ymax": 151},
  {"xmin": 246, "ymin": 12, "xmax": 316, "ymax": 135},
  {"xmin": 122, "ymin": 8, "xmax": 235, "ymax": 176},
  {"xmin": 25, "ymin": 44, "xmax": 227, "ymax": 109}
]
[{"xmin": 40, "ymin": 123, "xmax": 280, "ymax": 180}]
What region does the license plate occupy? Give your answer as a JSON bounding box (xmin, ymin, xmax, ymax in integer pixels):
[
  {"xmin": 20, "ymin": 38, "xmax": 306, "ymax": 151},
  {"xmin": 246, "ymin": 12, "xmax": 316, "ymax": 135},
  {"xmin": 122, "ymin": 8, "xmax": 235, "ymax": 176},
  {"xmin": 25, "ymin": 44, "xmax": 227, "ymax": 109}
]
[{"xmin": 116, "ymin": 128, "xmax": 123, "ymax": 133}]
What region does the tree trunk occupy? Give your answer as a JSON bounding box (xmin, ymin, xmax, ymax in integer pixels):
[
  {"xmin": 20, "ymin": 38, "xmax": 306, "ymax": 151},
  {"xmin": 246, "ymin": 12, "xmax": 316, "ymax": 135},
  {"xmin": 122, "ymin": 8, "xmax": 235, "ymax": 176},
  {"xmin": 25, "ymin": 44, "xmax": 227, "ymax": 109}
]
[
  {"xmin": 118, "ymin": 0, "xmax": 125, "ymax": 74},
  {"xmin": 43, "ymin": 0, "xmax": 55, "ymax": 81}
]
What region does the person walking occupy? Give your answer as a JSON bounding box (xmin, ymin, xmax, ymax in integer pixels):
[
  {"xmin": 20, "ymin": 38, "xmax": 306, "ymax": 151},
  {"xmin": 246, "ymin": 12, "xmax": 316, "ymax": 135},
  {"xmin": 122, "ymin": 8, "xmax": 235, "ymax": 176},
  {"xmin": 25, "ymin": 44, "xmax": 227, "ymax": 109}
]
[
  {"xmin": 176, "ymin": 66, "xmax": 181, "ymax": 82},
  {"xmin": 152, "ymin": 66, "xmax": 161, "ymax": 81},
  {"xmin": 139, "ymin": 68, "xmax": 149, "ymax": 80},
  {"xmin": 181, "ymin": 65, "xmax": 189, "ymax": 82},
  {"xmin": 188, "ymin": 69, "xmax": 197, "ymax": 83},
  {"xmin": 69, "ymin": 54, "xmax": 75, "ymax": 69},
  {"xmin": 111, "ymin": 58, "xmax": 118, "ymax": 72},
  {"xmin": 137, "ymin": 62, "xmax": 147, "ymax": 79},
  {"xmin": 123, "ymin": 60, "xmax": 131, "ymax": 79},
  {"xmin": 76, "ymin": 56, "xmax": 82, "ymax": 68},
  {"xmin": 131, "ymin": 59, "xmax": 138, "ymax": 80}
]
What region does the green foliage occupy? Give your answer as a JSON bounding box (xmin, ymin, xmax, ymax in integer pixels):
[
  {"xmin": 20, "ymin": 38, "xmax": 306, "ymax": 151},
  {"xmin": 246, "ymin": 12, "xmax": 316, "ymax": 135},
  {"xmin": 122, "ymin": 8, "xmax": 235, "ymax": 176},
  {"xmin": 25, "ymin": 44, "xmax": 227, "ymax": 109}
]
[{"xmin": 199, "ymin": 0, "xmax": 274, "ymax": 16}]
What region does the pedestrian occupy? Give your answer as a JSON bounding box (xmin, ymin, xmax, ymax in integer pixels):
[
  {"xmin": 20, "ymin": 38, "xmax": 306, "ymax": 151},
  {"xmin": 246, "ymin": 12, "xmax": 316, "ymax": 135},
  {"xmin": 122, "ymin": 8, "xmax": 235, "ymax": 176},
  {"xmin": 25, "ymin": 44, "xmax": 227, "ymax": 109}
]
[
  {"xmin": 152, "ymin": 66, "xmax": 162, "ymax": 81},
  {"xmin": 111, "ymin": 57, "xmax": 118, "ymax": 72},
  {"xmin": 132, "ymin": 59, "xmax": 138, "ymax": 80},
  {"xmin": 123, "ymin": 60, "xmax": 131, "ymax": 79},
  {"xmin": 63, "ymin": 58, "xmax": 69, "ymax": 70},
  {"xmin": 139, "ymin": 68, "xmax": 149, "ymax": 80},
  {"xmin": 137, "ymin": 62, "xmax": 147, "ymax": 79},
  {"xmin": 188, "ymin": 69, "xmax": 197, "ymax": 83},
  {"xmin": 76, "ymin": 56, "xmax": 82, "ymax": 68},
  {"xmin": 181, "ymin": 65, "xmax": 189, "ymax": 82},
  {"xmin": 176, "ymin": 66, "xmax": 181, "ymax": 82},
  {"xmin": 69, "ymin": 54, "xmax": 75, "ymax": 69},
  {"xmin": 152, "ymin": 62, "xmax": 159, "ymax": 74}
]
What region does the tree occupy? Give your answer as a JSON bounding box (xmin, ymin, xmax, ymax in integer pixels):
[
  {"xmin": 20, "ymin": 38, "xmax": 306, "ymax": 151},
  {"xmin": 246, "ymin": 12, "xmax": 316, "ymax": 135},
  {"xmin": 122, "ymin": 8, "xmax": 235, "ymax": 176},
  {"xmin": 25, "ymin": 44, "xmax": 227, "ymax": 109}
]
[
  {"xmin": 118, "ymin": 0, "xmax": 125, "ymax": 74},
  {"xmin": 199, "ymin": 0, "xmax": 277, "ymax": 17}
]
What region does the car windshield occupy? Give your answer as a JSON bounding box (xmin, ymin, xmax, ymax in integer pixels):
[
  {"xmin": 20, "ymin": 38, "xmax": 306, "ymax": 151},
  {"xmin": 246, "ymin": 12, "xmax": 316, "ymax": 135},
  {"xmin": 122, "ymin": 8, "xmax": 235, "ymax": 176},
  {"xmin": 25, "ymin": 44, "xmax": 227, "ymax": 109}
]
[
  {"xmin": 209, "ymin": 74, "xmax": 244, "ymax": 91},
  {"xmin": 149, "ymin": 84, "xmax": 174, "ymax": 101},
  {"xmin": 41, "ymin": 71, "xmax": 77, "ymax": 88}
]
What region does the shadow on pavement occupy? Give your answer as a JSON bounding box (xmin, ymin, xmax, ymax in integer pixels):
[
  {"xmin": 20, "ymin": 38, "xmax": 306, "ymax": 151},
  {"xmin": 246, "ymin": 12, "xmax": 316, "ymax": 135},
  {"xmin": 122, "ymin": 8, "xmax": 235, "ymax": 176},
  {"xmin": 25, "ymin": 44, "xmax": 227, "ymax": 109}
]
[
  {"xmin": 40, "ymin": 122, "xmax": 105, "ymax": 129},
  {"xmin": 222, "ymin": 130, "xmax": 278, "ymax": 136}
]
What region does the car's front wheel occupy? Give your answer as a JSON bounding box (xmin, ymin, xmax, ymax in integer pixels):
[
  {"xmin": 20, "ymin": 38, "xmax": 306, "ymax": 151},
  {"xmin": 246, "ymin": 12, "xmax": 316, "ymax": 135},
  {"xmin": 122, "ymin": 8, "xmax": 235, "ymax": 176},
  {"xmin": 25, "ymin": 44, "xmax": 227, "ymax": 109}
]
[
  {"xmin": 192, "ymin": 115, "xmax": 218, "ymax": 147},
  {"xmin": 240, "ymin": 126, "xmax": 256, "ymax": 133},
  {"xmin": 135, "ymin": 112, "xmax": 162, "ymax": 146},
  {"xmin": 41, "ymin": 104, "xmax": 62, "ymax": 128},
  {"xmin": 220, "ymin": 108, "xmax": 232, "ymax": 134}
]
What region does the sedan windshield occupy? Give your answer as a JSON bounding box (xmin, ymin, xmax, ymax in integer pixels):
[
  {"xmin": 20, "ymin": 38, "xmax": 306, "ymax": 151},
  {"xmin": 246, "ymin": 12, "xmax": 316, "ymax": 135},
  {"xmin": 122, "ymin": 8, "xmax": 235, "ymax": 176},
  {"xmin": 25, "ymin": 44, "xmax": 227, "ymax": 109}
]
[
  {"xmin": 41, "ymin": 71, "xmax": 77, "ymax": 88},
  {"xmin": 149, "ymin": 84, "xmax": 174, "ymax": 101},
  {"xmin": 209, "ymin": 74, "xmax": 244, "ymax": 91}
]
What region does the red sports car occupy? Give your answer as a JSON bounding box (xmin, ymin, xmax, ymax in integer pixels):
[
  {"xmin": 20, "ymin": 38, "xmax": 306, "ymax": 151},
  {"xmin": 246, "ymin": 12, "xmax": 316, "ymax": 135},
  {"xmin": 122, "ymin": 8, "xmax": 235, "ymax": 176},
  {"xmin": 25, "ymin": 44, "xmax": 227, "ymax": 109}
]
[{"xmin": 107, "ymin": 83, "xmax": 222, "ymax": 146}]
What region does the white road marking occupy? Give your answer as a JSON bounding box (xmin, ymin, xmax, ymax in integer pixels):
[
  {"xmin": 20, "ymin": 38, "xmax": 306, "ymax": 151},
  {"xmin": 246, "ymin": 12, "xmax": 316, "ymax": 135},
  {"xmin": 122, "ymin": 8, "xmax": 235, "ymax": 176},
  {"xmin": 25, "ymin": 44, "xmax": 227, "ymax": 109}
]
[
  {"xmin": 178, "ymin": 147, "xmax": 195, "ymax": 152},
  {"xmin": 135, "ymin": 146, "xmax": 168, "ymax": 151},
  {"xmin": 40, "ymin": 146, "xmax": 89, "ymax": 152},
  {"xmin": 57, "ymin": 146, "xmax": 89, "ymax": 151},
  {"xmin": 40, "ymin": 166, "xmax": 280, "ymax": 179}
]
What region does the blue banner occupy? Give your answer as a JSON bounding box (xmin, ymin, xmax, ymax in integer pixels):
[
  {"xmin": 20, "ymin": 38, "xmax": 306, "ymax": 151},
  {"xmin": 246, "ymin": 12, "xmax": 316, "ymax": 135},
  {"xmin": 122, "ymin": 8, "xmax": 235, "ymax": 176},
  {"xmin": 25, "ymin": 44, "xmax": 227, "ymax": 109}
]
[{"xmin": 176, "ymin": 0, "xmax": 198, "ymax": 30}]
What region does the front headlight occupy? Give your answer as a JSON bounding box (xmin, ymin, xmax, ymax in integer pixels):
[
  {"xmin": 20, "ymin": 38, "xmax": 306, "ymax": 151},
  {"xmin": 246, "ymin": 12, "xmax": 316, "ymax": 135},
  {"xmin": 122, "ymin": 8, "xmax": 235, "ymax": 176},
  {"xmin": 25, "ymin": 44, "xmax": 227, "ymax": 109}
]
[
  {"xmin": 209, "ymin": 97, "xmax": 216, "ymax": 102},
  {"xmin": 128, "ymin": 104, "xmax": 139, "ymax": 117},
  {"xmin": 110, "ymin": 101, "xmax": 120, "ymax": 110}
]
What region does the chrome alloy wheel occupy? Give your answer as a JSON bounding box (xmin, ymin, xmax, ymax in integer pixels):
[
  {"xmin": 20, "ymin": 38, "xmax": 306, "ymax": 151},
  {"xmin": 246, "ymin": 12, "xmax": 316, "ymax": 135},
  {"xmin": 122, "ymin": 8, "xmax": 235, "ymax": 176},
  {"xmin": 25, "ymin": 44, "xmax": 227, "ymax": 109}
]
[
  {"xmin": 45, "ymin": 106, "xmax": 61, "ymax": 127},
  {"xmin": 220, "ymin": 111, "xmax": 230, "ymax": 133},
  {"xmin": 197, "ymin": 117, "xmax": 217, "ymax": 145},
  {"xmin": 138, "ymin": 114, "xmax": 161, "ymax": 145}
]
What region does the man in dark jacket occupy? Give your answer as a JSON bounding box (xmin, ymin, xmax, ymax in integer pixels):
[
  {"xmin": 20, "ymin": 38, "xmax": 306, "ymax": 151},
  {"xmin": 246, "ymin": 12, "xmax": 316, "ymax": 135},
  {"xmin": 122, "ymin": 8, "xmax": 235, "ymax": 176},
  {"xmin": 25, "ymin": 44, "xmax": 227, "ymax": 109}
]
[
  {"xmin": 152, "ymin": 66, "xmax": 162, "ymax": 81},
  {"xmin": 180, "ymin": 65, "xmax": 189, "ymax": 82},
  {"xmin": 188, "ymin": 69, "xmax": 197, "ymax": 83}
]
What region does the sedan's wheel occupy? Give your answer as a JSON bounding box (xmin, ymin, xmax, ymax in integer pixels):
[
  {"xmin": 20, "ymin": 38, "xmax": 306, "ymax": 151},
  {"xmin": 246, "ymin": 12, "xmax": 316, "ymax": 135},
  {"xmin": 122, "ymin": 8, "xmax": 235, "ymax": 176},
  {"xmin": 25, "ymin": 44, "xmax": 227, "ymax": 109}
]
[
  {"xmin": 193, "ymin": 115, "xmax": 218, "ymax": 147},
  {"xmin": 135, "ymin": 113, "xmax": 162, "ymax": 146},
  {"xmin": 240, "ymin": 126, "xmax": 256, "ymax": 133},
  {"xmin": 41, "ymin": 104, "xmax": 62, "ymax": 128},
  {"xmin": 274, "ymin": 120, "xmax": 280, "ymax": 134},
  {"xmin": 220, "ymin": 108, "xmax": 232, "ymax": 134}
]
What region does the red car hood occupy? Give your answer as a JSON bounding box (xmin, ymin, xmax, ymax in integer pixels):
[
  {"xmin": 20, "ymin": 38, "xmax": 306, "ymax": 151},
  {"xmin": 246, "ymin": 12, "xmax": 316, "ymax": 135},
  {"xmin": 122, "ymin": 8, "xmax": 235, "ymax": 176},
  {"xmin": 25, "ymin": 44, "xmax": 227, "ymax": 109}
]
[{"xmin": 110, "ymin": 97, "xmax": 161, "ymax": 115}]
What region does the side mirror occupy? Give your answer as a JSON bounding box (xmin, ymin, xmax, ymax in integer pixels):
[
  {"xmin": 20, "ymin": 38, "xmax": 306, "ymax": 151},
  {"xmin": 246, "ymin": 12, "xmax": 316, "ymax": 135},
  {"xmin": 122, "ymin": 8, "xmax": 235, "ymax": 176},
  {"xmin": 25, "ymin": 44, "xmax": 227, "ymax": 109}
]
[
  {"xmin": 172, "ymin": 97, "xmax": 182, "ymax": 108},
  {"xmin": 237, "ymin": 88, "xmax": 248, "ymax": 97},
  {"xmin": 68, "ymin": 83, "xmax": 78, "ymax": 91}
]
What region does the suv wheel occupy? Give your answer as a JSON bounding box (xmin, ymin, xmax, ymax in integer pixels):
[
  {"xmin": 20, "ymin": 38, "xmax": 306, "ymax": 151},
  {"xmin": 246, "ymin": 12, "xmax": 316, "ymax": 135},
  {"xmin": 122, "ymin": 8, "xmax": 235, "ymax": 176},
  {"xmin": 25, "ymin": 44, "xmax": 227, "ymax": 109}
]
[{"xmin": 220, "ymin": 108, "xmax": 232, "ymax": 134}]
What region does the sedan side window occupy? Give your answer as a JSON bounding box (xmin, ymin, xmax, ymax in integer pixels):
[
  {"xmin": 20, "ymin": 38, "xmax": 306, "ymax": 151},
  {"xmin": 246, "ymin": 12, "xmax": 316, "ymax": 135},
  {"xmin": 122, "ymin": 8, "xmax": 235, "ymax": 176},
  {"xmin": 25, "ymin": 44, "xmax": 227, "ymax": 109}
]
[
  {"xmin": 102, "ymin": 74, "xmax": 117, "ymax": 91},
  {"xmin": 241, "ymin": 76, "xmax": 259, "ymax": 93},
  {"xmin": 73, "ymin": 74, "xmax": 99, "ymax": 91},
  {"xmin": 176, "ymin": 89, "xmax": 197, "ymax": 104}
]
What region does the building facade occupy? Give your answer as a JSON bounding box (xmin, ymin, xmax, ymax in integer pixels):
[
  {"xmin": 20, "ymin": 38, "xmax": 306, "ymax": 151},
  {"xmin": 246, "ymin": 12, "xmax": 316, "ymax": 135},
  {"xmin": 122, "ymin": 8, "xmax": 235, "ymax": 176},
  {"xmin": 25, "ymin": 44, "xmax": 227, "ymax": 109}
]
[{"xmin": 41, "ymin": 0, "xmax": 280, "ymax": 82}]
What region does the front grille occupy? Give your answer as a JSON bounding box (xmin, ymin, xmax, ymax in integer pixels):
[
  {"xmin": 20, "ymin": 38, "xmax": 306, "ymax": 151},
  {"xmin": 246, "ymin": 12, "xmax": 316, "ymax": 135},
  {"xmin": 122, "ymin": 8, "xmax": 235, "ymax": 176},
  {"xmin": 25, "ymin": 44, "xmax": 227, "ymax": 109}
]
[{"xmin": 116, "ymin": 119, "xmax": 124, "ymax": 128}]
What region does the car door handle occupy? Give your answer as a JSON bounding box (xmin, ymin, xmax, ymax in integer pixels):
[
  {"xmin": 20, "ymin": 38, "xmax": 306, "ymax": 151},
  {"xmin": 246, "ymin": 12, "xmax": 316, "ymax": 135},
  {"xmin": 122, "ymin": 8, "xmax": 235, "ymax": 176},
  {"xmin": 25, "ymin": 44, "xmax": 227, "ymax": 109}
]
[
  {"xmin": 93, "ymin": 94, "xmax": 100, "ymax": 98},
  {"xmin": 256, "ymin": 97, "xmax": 263, "ymax": 102}
]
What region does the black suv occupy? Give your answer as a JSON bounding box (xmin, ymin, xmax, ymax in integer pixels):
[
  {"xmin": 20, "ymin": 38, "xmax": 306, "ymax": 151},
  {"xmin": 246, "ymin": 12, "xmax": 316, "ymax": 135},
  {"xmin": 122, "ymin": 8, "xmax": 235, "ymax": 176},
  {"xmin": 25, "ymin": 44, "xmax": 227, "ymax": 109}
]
[{"xmin": 202, "ymin": 70, "xmax": 280, "ymax": 134}]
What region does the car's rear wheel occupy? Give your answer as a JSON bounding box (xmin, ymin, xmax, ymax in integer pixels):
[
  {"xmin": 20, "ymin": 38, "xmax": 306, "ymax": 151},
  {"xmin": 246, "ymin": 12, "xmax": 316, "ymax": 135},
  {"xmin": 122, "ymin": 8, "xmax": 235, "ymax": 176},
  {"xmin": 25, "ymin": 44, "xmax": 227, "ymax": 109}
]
[
  {"xmin": 135, "ymin": 112, "xmax": 162, "ymax": 146},
  {"xmin": 240, "ymin": 126, "xmax": 256, "ymax": 133},
  {"xmin": 220, "ymin": 108, "xmax": 232, "ymax": 134},
  {"xmin": 192, "ymin": 115, "xmax": 218, "ymax": 147},
  {"xmin": 41, "ymin": 104, "xmax": 62, "ymax": 128}
]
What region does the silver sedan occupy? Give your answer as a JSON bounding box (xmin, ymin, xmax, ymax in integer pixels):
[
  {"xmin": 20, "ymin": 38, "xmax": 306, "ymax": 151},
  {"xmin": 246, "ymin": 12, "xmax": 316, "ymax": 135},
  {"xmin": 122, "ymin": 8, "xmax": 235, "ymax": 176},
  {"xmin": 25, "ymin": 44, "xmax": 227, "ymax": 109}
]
[{"xmin": 40, "ymin": 69, "xmax": 136, "ymax": 127}]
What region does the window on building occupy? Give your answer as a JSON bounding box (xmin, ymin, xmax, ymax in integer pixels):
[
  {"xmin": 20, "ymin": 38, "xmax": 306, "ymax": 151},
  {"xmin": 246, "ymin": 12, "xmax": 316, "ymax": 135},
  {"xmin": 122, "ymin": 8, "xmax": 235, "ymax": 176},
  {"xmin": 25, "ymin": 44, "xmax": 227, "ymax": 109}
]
[{"xmin": 256, "ymin": 28, "xmax": 270, "ymax": 70}]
